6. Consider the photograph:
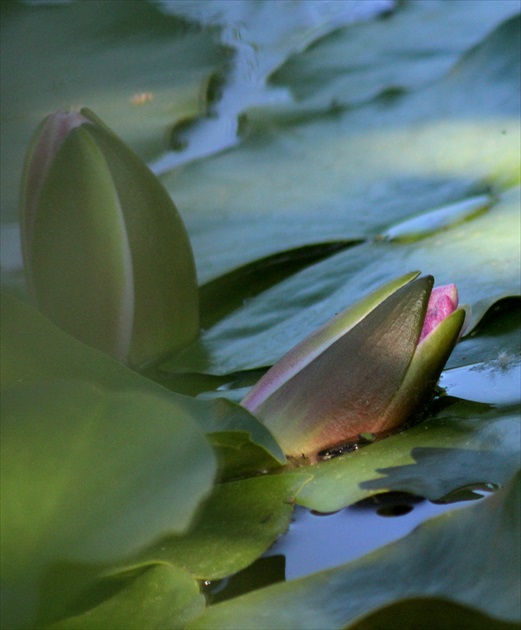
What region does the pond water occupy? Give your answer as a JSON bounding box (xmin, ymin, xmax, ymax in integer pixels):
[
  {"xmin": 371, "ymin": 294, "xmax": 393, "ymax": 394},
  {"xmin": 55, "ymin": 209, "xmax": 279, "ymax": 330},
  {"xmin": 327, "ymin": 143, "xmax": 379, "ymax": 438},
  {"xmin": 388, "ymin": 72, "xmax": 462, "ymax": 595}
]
[
  {"xmin": 266, "ymin": 492, "xmax": 487, "ymax": 580},
  {"xmin": 440, "ymin": 360, "xmax": 521, "ymax": 406}
]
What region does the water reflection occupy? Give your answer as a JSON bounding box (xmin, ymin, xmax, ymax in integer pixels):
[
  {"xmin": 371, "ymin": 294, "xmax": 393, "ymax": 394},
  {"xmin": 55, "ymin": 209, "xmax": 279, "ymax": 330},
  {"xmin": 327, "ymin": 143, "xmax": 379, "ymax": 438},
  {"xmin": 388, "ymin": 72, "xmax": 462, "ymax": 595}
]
[
  {"xmin": 264, "ymin": 495, "xmax": 480, "ymax": 580},
  {"xmin": 150, "ymin": 0, "xmax": 395, "ymax": 173},
  {"xmin": 440, "ymin": 359, "xmax": 521, "ymax": 405}
]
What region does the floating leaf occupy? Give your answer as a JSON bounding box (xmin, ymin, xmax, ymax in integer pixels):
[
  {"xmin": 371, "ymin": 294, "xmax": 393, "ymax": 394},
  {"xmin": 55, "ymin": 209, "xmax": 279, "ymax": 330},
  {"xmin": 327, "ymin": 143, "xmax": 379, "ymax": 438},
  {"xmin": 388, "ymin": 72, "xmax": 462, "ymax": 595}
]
[
  {"xmin": 271, "ymin": 0, "xmax": 520, "ymax": 110},
  {"xmin": 131, "ymin": 473, "xmax": 310, "ymax": 581},
  {"xmin": 1, "ymin": 378, "xmax": 217, "ymax": 583},
  {"xmin": 446, "ymin": 298, "xmax": 521, "ymax": 369},
  {"xmin": 290, "ymin": 401, "xmax": 520, "ymax": 513},
  {"xmin": 163, "ymin": 186, "xmax": 519, "ymax": 375},
  {"xmin": 43, "ymin": 564, "xmax": 205, "ymax": 630},
  {"xmin": 189, "ymin": 397, "xmax": 286, "ymax": 478},
  {"xmin": 188, "ymin": 471, "xmax": 521, "ymax": 629},
  {"xmin": 0, "ymin": 0, "xmax": 229, "ymax": 222},
  {"xmin": 162, "ymin": 14, "xmax": 520, "ymax": 282},
  {"xmin": 344, "ymin": 597, "xmax": 520, "ymax": 630}
]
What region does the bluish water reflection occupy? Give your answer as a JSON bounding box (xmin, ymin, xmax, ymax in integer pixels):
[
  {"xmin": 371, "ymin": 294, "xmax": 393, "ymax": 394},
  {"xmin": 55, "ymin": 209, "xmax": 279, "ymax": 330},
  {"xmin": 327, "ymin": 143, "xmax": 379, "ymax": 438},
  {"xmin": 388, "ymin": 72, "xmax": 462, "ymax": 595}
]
[
  {"xmin": 266, "ymin": 495, "xmax": 481, "ymax": 580},
  {"xmin": 440, "ymin": 359, "xmax": 521, "ymax": 405},
  {"xmin": 150, "ymin": 0, "xmax": 394, "ymax": 173}
]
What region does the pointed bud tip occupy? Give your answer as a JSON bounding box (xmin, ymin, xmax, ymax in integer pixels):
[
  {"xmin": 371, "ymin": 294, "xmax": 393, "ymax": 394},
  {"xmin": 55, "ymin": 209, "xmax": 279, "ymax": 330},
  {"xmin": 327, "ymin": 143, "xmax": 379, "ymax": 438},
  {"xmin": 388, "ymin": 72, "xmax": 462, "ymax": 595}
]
[{"xmin": 22, "ymin": 109, "xmax": 93, "ymax": 261}]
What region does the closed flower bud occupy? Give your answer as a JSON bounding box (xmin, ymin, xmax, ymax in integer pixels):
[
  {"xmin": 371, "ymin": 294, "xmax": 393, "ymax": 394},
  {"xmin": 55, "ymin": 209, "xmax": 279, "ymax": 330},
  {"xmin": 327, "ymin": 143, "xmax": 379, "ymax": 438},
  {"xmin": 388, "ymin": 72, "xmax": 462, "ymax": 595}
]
[
  {"xmin": 241, "ymin": 272, "xmax": 467, "ymax": 463},
  {"xmin": 20, "ymin": 109, "xmax": 199, "ymax": 367}
]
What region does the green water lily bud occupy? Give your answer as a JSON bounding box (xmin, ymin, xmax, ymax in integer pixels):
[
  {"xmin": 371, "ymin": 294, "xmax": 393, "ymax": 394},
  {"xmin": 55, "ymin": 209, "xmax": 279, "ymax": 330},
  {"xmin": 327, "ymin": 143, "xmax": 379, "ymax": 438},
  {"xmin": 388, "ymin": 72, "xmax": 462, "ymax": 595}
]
[
  {"xmin": 241, "ymin": 272, "xmax": 467, "ymax": 463},
  {"xmin": 20, "ymin": 109, "xmax": 199, "ymax": 367}
]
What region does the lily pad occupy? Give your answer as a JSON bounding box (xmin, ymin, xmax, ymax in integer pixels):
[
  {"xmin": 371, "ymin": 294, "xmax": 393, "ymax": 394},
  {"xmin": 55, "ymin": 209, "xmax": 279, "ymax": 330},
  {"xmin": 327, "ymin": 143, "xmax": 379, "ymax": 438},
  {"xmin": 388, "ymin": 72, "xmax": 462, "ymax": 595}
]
[
  {"xmin": 0, "ymin": 379, "xmax": 217, "ymax": 582},
  {"xmin": 0, "ymin": 0, "xmax": 229, "ymax": 222},
  {"xmin": 271, "ymin": 0, "xmax": 520, "ymax": 110},
  {"xmin": 43, "ymin": 563, "xmax": 205, "ymax": 630},
  {"xmin": 344, "ymin": 597, "xmax": 520, "ymax": 630},
  {"xmin": 188, "ymin": 470, "xmax": 521, "ymax": 629},
  {"xmin": 0, "ymin": 293, "xmax": 284, "ymax": 478},
  {"xmin": 163, "ymin": 186, "xmax": 520, "ymax": 375},
  {"xmin": 161, "ymin": 13, "xmax": 520, "ymax": 282},
  {"xmin": 187, "ymin": 397, "xmax": 286, "ymax": 479},
  {"xmin": 148, "ymin": 0, "xmax": 395, "ymax": 175},
  {"xmin": 446, "ymin": 298, "xmax": 521, "ymax": 369},
  {"xmin": 130, "ymin": 473, "xmax": 310, "ymax": 580},
  {"xmin": 290, "ymin": 399, "xmax": 520, "ymax": 513}
]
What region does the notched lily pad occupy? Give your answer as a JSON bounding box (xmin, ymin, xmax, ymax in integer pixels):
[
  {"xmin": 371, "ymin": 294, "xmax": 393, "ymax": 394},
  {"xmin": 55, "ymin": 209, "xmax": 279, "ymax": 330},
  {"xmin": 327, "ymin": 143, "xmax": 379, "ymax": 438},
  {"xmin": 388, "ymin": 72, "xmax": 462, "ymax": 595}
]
[
  {"xmin": 162, "ymin": 13, "xmax": 520, "ymax": 283},
  {"xmin": 188, "ymin": 471, "xmax": 521, "ymax": 629},
  {"xmin": 290, "ymin": 400, "xmax": 520, "ymax": 513}
]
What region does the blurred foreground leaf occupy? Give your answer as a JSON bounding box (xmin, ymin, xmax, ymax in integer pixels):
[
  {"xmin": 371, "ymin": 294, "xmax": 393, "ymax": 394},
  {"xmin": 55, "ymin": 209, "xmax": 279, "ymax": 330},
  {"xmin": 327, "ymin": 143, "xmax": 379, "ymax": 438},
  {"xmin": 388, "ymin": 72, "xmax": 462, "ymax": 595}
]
[
  {"xmin": 131, "ymin": 473, "xmax": 310, "ymax": 580},
  {"xmin": 44, "ymin": 563, "xmax": 205, "ymax": 630}
]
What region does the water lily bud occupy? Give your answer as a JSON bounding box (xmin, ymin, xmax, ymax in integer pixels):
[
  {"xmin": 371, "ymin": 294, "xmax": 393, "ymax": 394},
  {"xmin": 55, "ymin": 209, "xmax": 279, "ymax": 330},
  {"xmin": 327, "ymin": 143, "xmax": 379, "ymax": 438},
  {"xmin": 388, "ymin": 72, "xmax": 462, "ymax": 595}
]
[
  {"xmin": 20, "ymin": 108, "xmax": 199, "ymax": 367},
  {"xmin": 241, "ymin": 272, "xmax": 466, "ymax": 463}
]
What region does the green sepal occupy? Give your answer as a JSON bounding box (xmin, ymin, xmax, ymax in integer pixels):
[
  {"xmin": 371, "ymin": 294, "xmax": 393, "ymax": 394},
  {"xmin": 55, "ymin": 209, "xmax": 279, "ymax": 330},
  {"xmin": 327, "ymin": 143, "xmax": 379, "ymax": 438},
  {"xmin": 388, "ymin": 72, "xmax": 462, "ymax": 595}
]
[
  {"xmin": 385, "ymin": 306, "xmax": 467, "ymax": 424},
  {"xmin": 243, "ymin": 271, "xmax": 421, "ymax": 411},
  {"xmin": 21, "ymin": 109, "xmax": 200, "ymax": 367}
]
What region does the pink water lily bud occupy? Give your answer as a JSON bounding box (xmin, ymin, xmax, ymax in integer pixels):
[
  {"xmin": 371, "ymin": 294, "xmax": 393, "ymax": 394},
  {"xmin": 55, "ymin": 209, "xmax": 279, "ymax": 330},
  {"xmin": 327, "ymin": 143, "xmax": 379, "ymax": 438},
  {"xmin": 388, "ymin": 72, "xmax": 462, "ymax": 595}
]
[
  {"xmin": 20, "ymin": 108, "xmax": 199, "ymax": 367},
  {"xmin": 241, "ymin": 272, "xmax": 467, "ymax": 463}
]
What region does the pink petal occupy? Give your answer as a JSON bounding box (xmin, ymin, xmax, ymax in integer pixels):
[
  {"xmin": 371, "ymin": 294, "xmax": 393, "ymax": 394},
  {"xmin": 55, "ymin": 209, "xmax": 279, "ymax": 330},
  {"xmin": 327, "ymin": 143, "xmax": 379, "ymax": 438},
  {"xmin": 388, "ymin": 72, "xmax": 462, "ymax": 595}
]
[{"xmin": 419, "ymin": 284, "xmax": 458, "ymax": 342}]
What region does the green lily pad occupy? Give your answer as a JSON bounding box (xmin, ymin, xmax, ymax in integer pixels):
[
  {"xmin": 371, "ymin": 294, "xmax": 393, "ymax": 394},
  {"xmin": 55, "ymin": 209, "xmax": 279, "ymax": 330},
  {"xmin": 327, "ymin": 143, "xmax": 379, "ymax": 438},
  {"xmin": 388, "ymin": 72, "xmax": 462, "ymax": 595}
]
[
  {"xmin": 1, "ymin": 293, "xmax": 284, "ymax": 479},
  {"xmin": 0, "ymin": 378, "xmax": 217, "ymax": 581},
  {"xmin": 271, "ymin": 0, "xmax": 520, "ymax": 110},
  {"xmin": 162, "ymin": 13, "xmax": 520, "ymax": 282},
  {"xmin": 43, "ymin": 563, "xmax": 205, "ymax": 630},
  {"xmin": 344, "ymin": 597, "xmax": 520, "ymax": 630},
  {"xmin": 33, "ymin": 468, "xmax": 307, "ymax": 627},
  {"xmin": 188, "ymin": 397, "xmax": 286, "ymax": 478},
  {"xmin": 290, "ymin": 399, "xmax": 520, "ymax": 513},
  {"xmin": 188, "ymin": 470, "xmax": 521, "ymax": 629},
  {"xmin": 447, "ymin": 298, "xmax": 521, "ymax": 369},
  {"xmin": 130, "ymin": 473, "xmax": 310, "ymax": 580},
  {"xmin": 163, "ymin": 186, "xmax": 520, "ymax": 375},
  {"xmin": 0, "ymin": 0, "xmax": 228, "ymax": 222}
]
